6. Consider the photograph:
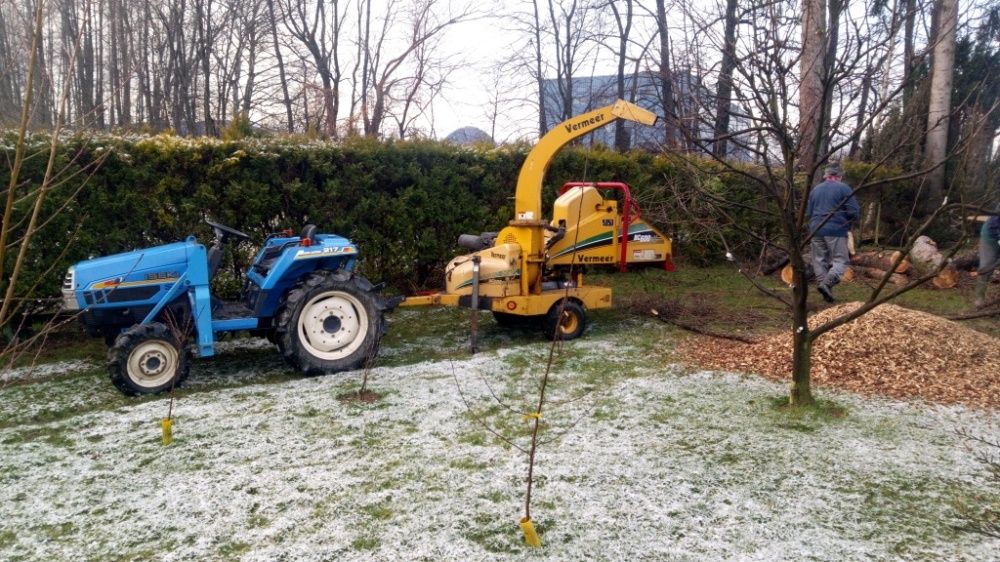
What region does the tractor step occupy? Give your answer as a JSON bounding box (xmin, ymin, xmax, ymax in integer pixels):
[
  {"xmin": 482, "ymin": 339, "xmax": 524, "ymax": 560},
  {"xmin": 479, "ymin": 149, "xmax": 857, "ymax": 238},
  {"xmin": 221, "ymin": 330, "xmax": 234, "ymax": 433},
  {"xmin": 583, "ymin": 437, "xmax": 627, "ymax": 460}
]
[{"xmin": 212, "ymin": 301, "xmax": 255, "ymax": 320}]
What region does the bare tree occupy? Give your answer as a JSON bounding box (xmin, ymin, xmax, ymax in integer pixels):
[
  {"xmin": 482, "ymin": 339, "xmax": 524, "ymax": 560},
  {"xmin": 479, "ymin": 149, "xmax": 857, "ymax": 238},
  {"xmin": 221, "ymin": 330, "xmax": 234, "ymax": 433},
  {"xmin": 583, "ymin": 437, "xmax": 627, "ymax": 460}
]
[
  {"xmin": 670, "ymin": 0, "xmax": 992, "ymax": 406},
  {"xmin": 280, "ymin": 0, "xmax": 348, "ymax": 137},
  {"xmin": 356, "ymin": 0, "xmax": 469, "ymax": 138}
]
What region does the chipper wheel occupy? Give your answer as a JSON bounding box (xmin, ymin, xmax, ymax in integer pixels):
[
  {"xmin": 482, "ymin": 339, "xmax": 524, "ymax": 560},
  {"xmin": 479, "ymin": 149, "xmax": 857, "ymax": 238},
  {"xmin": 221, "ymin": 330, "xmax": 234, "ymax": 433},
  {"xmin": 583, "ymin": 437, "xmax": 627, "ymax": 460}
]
[
  {"xmin": 108, "ymin": 323, "xmax": 191, "ymax": 395},
  {"xmin": 275, "ymin": 270, "xmax": 385, "ymax": 376},
  {"xmin": 542, "ymin": 300, "xmax": 587, "ymax": 341}
]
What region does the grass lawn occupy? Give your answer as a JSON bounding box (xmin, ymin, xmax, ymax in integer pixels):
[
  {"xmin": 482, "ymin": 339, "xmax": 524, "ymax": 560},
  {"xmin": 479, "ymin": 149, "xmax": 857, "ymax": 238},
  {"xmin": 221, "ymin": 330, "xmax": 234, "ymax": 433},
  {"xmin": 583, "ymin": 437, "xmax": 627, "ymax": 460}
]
[{"xmin": 0, "ymin": 266, "xmax": 997, "ymax": 561}]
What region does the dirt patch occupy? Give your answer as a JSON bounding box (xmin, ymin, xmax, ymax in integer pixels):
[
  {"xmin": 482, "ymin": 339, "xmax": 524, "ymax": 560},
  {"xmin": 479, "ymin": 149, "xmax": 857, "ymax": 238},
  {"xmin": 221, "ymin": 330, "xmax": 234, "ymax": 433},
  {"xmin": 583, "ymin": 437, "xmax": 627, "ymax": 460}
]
[
  {"xmin": 622, "ymin": 293, "xmax": 773, "ymax": 332},
  {"xmin": 684, "ymin": 302, "xmax": 1000, "ymax": 408},
  {"xmin": 337, "ymin": 389, "xmax": 383, "ymax": 404}
]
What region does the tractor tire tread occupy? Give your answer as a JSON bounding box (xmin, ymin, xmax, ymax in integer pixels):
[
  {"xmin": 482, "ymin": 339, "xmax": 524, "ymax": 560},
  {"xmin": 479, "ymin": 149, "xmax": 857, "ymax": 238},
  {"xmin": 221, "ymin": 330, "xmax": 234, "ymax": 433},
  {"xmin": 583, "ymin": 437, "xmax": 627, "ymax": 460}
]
[
  {"xmin": 107, "ymin": 323, "xmax": 191, "ymax": 396},
  {"xmin": 274, "ymin": 270, "xmax": 385, "ymax": 376}
]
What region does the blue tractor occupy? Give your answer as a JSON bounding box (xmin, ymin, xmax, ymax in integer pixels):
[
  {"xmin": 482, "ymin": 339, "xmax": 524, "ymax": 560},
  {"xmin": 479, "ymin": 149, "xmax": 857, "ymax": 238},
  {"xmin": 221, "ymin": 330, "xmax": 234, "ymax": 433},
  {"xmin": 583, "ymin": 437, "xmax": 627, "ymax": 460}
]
[{"xmin": 61, "ymin": 220, "xmax": 400, "ymax": 395}]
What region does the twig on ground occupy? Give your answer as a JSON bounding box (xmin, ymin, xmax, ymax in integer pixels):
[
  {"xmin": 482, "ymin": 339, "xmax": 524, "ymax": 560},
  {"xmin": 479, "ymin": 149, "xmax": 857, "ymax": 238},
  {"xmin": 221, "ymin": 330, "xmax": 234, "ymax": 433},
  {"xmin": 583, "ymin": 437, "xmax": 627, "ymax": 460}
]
[{"xmin": 650, "ymin": 309, "xmax": 757, "ymax": 344}]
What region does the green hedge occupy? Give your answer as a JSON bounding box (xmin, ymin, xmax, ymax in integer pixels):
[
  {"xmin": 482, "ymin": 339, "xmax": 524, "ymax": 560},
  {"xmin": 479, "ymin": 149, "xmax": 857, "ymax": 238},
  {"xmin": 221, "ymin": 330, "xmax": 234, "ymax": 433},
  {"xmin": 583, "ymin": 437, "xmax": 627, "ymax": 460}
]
[{"xmin": 0, "ymin": 133, "xmax": 909, "ymax": 298}]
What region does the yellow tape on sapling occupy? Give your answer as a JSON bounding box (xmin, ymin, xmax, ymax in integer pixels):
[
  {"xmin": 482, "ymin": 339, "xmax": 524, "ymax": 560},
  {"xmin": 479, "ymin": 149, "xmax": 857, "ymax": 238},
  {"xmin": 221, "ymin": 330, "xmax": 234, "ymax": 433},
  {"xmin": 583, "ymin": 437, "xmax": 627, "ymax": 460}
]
[
  {"xmin": 161, "ymin": 418, "xmax": 173, "ymax": 446},
  {"xmin": 520, "ymin": 516, "xmax": 542, "ymax": 547}
]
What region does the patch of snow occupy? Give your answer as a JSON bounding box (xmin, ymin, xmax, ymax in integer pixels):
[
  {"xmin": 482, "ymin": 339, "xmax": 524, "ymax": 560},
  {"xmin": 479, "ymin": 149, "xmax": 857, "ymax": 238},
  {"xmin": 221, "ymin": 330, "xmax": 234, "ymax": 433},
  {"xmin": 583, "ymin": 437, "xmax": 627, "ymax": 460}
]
[
  {"xmin": 0, "ymin": 339, "xmax": 997, "ymax": 561},
  {"xmin": 0, "ymin": 359, "xmax": 95, "ymax": 384}
]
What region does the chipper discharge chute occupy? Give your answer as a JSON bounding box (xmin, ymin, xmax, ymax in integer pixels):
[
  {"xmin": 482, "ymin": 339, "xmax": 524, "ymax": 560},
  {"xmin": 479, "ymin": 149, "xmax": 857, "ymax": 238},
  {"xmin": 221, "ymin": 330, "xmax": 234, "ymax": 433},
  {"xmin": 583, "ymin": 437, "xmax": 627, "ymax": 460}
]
[{"xmin": 401, "ymin": 100, "xmax": 673, "ymax": 341}]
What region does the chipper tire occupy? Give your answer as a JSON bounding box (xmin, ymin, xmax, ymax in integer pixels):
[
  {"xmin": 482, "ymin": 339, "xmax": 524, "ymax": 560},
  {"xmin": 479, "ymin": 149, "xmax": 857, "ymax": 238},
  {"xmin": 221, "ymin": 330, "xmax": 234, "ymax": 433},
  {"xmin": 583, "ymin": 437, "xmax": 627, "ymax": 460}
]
[
  {"xmin": 108, "ymin": 323, "xmax": 191, "ymax": 396},
  {"xmin": 542, "ymin": 300, "xmax": 586, "ymax": 341},
  {"xmin": 275, "ymin": 271, "xmax": 385, "ymax": 376}
]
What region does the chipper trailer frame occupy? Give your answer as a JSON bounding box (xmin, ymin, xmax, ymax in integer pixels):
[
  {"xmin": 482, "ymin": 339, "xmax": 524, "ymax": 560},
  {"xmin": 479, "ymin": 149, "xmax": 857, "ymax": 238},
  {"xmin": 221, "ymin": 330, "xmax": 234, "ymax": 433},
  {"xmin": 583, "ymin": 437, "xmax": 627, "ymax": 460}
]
[{"xmin": 400, "ymin": 100, "xmax": 674, "ymax": 340}]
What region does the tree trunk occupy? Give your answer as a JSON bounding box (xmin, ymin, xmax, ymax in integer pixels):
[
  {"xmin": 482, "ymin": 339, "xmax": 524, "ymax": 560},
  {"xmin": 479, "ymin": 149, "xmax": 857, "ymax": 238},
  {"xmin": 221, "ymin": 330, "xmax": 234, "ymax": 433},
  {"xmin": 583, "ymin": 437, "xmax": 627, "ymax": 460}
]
[
  {"xmin": 30, "ymin": 0, "xmax": 53, "ymax": 129},
  {"xmin": 816, "ymin": 0, "xmax": 842, "ymax": 164},
  {"xmin": 713, "ymin": 0, "xmax": 738, "ymax": 158},
  {"xmin": 611, "ymin": 0, "xmax": 632, "ymax": 151},
  {"xmin": 655, "ymin": 0, "xmax": 676, "ymax": 147},
  {"xmin": 799, "ymin": 0, "xmax": 826, "ymax": 176},
  {"xmin": 849, "ymin": 69, "xmax": 872, "ymax": 158},
  {"xmin": 790, "ymin": 269, "xmax": 815, "ymax": 406},
  {"xmin": 923, "ymin": 0, "xmax": 958, "ymax": 208},
  {"xmin": 851, "ymin": 250, "xmax": 910, "ymax": 273},
  {"xmin": 532, "ymin": 0, "xmax": 547, "ymax": 137},
  {"xmin": 902, "ymin": 0, "xmax": 916, "ymax": 104},
  {"xmin": 856, "ymin": 266, "xmax": 908, "ymax": 286},
  {"xmin": 267, "ymin": 0, "xmax": 294, "ymax": 133}
]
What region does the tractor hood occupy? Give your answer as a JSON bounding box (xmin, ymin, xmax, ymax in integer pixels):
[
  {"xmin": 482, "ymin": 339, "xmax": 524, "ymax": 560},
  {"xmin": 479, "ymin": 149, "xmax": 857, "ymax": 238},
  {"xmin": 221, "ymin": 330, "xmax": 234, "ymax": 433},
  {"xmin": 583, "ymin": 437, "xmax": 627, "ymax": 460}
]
[{"xmin": 64, "ymin": 238, "xmax": 205, "ymax": 310}]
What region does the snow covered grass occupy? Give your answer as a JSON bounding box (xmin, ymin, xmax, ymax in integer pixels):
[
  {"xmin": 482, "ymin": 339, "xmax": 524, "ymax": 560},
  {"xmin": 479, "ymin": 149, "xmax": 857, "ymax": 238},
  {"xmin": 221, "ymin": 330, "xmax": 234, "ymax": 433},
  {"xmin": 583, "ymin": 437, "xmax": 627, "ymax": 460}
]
[{"xmin": 1, "ymin": 311, "xmax": 998, "ymax": 561}]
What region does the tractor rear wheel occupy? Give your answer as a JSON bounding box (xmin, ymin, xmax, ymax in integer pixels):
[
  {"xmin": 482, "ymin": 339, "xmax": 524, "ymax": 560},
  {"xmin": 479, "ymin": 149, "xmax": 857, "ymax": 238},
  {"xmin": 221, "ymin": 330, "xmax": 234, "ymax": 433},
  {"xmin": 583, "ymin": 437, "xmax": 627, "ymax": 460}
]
[
  {"xmin": 108, "ymin": 323, "xmax": 191, "ymax": 395},
  {"xmin": 275, "ymin": 271, "xmax": 384, "ymax": 376},
  {"xmin": 542, "ymin": 301, "xmax": 586, "ymax": 341}
]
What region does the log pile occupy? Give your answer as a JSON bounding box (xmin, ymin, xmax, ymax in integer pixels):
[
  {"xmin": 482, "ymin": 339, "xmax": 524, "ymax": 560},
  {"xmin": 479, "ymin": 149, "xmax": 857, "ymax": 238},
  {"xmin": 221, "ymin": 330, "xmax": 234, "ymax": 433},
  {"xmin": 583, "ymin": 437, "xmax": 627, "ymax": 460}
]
[
  {"xmin": 769, "ymin": 237, "xmax": 979, "ymax": 290},
  {"xmin": 684, "ymin": 302, "xmax": 1000, "ymax": 408}
]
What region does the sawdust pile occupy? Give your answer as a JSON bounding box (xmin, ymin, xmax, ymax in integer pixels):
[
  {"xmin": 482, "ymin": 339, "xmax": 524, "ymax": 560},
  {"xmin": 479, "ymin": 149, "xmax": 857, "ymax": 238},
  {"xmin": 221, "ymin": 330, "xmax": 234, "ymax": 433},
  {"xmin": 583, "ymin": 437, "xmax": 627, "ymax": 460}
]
[{"xmin": 686, "ymin": 302, "xmax": 1000, "ymax": 408}]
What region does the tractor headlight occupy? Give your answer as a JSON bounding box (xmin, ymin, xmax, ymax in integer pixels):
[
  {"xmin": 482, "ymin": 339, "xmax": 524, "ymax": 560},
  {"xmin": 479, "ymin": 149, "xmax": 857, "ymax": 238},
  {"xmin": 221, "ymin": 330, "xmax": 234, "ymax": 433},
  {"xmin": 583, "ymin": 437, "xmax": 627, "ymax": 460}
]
[{"xmin": 61, "ymin": 266, "xmax": 79, "ymax": 311}]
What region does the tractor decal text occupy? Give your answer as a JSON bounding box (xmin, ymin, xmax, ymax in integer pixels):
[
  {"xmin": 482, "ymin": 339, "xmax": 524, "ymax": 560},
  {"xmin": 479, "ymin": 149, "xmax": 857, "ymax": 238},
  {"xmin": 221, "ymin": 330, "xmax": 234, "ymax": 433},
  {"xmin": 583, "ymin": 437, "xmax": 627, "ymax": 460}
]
[
  {"xmin": 563, "ymin": 113, "xmax": 605, "ymax": 133},
  {"xmin": 293, "ymin": 246, "xmax": 356, "ymax": 260}
]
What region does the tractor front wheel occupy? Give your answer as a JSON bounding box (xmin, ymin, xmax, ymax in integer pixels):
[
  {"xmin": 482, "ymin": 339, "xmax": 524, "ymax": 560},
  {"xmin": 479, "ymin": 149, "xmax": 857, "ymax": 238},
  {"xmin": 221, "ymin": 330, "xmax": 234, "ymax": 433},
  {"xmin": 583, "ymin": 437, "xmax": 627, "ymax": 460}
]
[
  {"xmin": 275, "ymin": 271, "xmax": 383, "ymax": 375},
  {"xmin": 542, "ymin": 300, "xmax": 586, "ymax": 341},
  {"xmin": 108, "ymin": 323, "xmax": 191, "ymax": 395}
]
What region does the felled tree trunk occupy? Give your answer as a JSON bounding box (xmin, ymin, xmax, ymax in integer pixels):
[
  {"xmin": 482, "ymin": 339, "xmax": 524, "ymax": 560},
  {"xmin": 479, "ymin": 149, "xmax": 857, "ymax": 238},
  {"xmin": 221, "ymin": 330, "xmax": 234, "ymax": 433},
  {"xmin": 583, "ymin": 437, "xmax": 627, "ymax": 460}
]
[
  {"xmin": 952, "ymin": 252, "xmax": 980, "ymax": 272},
  {"xmin": 851, "ymin": 250, "xmax": 910, "ymax": 273},
  {"xmin": 856, "ymin": 266, "xmax": 908, "ymax": 286}
]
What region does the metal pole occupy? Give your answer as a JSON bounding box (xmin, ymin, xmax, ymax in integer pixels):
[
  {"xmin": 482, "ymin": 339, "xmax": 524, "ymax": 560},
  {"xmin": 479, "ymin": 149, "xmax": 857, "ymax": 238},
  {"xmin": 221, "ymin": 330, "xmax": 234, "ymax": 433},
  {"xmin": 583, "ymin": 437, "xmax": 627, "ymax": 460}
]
[{"xmin": 470, "ymin": 255, "xmax": 481, "ymax": 354}]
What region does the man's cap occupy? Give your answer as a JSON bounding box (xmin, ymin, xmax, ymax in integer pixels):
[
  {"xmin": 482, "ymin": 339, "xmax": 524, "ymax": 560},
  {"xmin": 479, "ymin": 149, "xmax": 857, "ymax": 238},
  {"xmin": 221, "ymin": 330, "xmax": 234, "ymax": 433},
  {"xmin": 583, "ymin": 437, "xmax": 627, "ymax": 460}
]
[{"xmin": 824, "ymin": 163, "xmax": 844, "ymax": 177}]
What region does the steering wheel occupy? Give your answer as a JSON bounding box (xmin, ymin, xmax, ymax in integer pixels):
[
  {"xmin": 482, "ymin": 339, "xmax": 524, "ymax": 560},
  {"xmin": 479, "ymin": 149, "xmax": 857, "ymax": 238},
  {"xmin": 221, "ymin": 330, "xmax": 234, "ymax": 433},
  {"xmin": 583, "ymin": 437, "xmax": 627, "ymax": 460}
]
[{"xmin": 205, "ymin": 219, "xmax": 251, "ymax": 242}]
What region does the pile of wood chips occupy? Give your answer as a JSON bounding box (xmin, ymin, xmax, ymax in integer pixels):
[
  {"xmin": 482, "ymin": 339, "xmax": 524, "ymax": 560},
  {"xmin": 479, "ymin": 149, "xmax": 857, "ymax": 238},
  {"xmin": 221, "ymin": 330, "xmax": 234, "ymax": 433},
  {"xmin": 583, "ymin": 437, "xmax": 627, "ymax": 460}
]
[{"xmin": 685, "ymin": 302, "xmax": 1000, "ymax": 408}]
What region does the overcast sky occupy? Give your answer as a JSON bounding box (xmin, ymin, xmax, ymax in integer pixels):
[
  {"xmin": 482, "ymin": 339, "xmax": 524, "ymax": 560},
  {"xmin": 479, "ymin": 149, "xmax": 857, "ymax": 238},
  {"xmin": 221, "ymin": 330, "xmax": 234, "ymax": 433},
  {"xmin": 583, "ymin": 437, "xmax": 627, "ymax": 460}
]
[{"xmin": 418, "ymin": 0, "xmax": 666, "ymax": 142}]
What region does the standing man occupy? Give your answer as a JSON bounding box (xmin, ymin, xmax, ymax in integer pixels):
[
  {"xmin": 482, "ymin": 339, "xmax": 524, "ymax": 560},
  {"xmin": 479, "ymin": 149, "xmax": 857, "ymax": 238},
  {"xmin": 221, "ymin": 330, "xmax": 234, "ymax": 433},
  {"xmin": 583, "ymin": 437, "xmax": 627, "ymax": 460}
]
[
  {"xmin": 974, "ymin": 203, "xmax": 1000, "ymax": 309},
  {"xmin": 806, "ymin": 163, "xmax": 860, "ymax": 303}
]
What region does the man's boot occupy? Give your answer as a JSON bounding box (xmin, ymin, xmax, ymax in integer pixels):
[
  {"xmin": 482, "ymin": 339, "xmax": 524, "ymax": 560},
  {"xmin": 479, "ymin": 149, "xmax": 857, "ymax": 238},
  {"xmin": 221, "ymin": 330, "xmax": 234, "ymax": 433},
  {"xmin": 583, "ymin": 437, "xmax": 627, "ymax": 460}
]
[{"xmin": 974, "ymin": 275, "xmax": 989, "ymax": 309}]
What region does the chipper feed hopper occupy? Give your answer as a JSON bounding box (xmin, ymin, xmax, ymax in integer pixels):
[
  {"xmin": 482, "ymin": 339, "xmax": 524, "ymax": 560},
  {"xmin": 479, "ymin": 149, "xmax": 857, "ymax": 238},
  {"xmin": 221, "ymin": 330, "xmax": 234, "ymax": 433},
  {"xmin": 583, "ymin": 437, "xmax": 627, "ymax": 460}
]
[{"xmin": 401, "ymin": 100, "xmax": 673, "ymax": 340}]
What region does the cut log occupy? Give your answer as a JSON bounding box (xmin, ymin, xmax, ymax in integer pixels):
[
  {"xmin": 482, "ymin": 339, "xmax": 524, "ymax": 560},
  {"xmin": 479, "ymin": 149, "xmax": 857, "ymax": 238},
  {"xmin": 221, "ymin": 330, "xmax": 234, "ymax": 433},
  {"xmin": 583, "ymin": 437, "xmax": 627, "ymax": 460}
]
[
  {"xmin": 909, "ymin": 235, "xmax": 945, "ymax": 271},
  {"xmin": 851, "ymin": 250, "xmax": 910, "ymax": 274},
  {"xmin": 780, "ymin": 264, "xmax": 852, "ymax": 285},
  {"xmin": 780, "ymin": 264, "xmax": 795, "ymax": 285},
  {"xmin": 856, "ymin": 266, "xmax": 908, "ymax": 286},
  {"xmin": 932, "ymin": 265, "xmax": 959, "ymax": 289},
  {"xmin": 908, "ymin": 235, "xmax": 959, "ymax": 289}
]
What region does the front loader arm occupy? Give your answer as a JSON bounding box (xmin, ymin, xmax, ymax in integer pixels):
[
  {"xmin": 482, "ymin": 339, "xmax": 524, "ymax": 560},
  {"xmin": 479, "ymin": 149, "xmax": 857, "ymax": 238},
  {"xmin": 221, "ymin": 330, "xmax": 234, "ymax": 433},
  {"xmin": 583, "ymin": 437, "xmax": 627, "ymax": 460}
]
[{"xmin": 513, "ymin": 100, "xmax": 657, "ymax": 221}]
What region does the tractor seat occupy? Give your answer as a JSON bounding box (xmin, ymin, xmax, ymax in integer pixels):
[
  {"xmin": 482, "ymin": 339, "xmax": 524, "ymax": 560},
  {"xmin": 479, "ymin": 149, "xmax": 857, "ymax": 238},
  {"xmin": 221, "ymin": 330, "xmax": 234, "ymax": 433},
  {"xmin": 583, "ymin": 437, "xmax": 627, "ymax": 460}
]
[
  {"xmin": 207, "ymin": 246, "xmax": 224, "ymax": 279},
  {"xmin": 252, "ymin": 241, "xmax": 300, "ymax": 277}
]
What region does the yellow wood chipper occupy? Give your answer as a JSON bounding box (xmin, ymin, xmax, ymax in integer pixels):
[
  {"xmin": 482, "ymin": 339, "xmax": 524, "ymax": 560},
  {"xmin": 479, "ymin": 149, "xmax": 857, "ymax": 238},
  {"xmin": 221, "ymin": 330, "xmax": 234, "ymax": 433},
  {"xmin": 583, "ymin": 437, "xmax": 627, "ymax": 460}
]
[{"xmin": 401, "ymin": 100, "xmax": 674, "ymax": 340}]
